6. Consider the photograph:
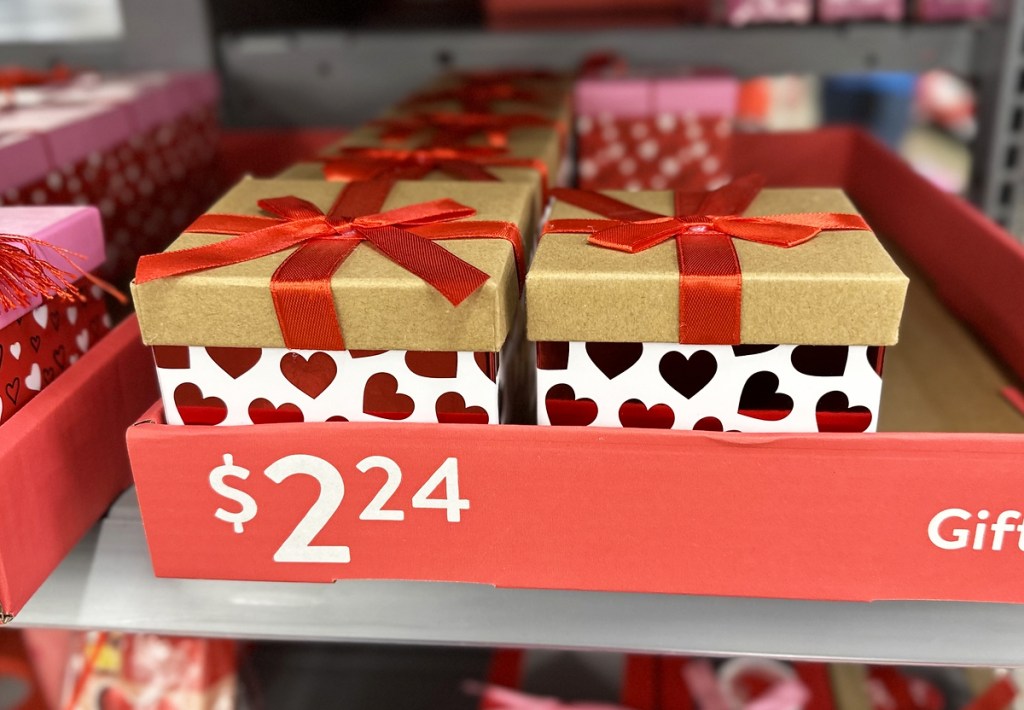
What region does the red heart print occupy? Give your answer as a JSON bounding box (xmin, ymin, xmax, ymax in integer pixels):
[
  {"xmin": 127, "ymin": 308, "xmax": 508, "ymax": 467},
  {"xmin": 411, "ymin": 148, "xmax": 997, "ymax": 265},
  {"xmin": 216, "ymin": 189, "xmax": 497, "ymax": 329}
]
[
  {"xmin": 363, "ymin": 373, "xmax": 415, "ymax": 420},
  {"xmin": 544, "ymin": 383, "xmax": 598, "ymax": 426},
  {"xmin": 152, "ymin": 345, "xmax": 190, "ymax": 369},
  {"xmin": 536, "ymin": 342, "xmax": 569, "ymax": 370},
  {"xmin": 280, "ymin": 352, "xmax": 338, "ymax": 399},
  {"xmin": 693, "ymin": 416, "xmax": 724, "ymax": 431},
  {"xmin": 738, "ymin": 371, "xmax": 794, "ymax": 421},
  {"xmin": 474, "ymin": 351, "xmax": 497, "ymax": 380},
  {"xmin": 659, "ymin": 350, "xmax": 717, "ymax": 399},
  {"xmin": 405, "ymin": 351, "xmax": 458, "ymax": 379},
  {"xmin": 173, "ymin": 383, "xmax": 227, "ymax": 425},
  {"xmin": 327, "ymin": 415, "xmax": 349, "ymax": 422},
  {"xmin": 815, "ymin": 391, "xmax": 873, "ymax": 432},
  {"xmin": 248, "ymin": 398, "xmax": 305, "ymax": 424},
  {"xmin": 618, "ymin": 399, "xmax": 674, "ymax": 429},
  {"xmin": 435, "ymin": 391, "xmax": 489, "ymax": 424},
  {"xmin": 49, "ymin": 309, "xmax": 60, "ymax": 331},
  {"xmin": 791, "ymin": 345, "xmax": 848, "ymax": 377},
  {"xmin": 29, "ymin": 336, "xmax": 41, "ymax": 353},
  {"xmin": 207, "ymin": 347, "xmax": 262, "ymax": 379},
  {"xmin": 42, "ymin": 367, "xmax": 56, "ymax": 385},
  {"xmin": 587, "ymin": 342, "xmax": 643, "ymax": 379}
]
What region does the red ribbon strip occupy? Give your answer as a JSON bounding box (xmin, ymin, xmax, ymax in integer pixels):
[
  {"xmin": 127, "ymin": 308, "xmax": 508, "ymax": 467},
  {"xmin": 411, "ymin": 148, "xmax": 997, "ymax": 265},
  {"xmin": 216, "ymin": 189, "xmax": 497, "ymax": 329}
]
[
  {"xmin": 542, "ymin": 175, "xmax": 870, "ymax": 344},
  {"xmin": 0, "ymin": 64, "xmax": 71, "ymax": 92},
  {"xmin": 373, "ymin": 112, "xmax": 564, "ymax": 150},
  {"xmin": 0, "ymin": 233, "xmax": 125, "ymax": 312},
  {"xmin": 453, "ymin": 69, "xmax": 563, "ymax": 84},
  {"xmin": 321, "ymin": 146, "xmax": 551, "ymax": 198},
  {"xmin": 135, "ymin": 183, "xmax": 525, "ymax": 351},
  {"xmin": 402, "ymin": 83, "xmax": 556, "ymax": 114}
]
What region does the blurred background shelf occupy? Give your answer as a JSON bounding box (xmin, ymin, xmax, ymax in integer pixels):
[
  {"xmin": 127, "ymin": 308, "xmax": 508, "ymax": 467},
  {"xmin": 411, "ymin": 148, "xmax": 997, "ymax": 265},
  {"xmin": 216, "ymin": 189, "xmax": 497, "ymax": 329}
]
[{"xmin": 12, "ymin": 488, "xmax": 1024, "ymax": 667}]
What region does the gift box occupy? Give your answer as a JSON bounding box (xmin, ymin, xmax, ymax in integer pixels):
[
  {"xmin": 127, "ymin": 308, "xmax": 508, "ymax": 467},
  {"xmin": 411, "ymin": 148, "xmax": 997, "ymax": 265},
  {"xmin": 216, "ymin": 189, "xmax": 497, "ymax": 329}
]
[
  {"xmin": 574, "ymin": 74, "xmax": 738, "ymax": 191},
  {"xmin": 0, "ymin": 206, "xmax": 112, "ymax": 425},
  {"xmin": 915, "ymin": 0, "xmax": 989, "ymax": 19},
  {"xmin": 527, "ymin": 180, "xmax": 908, "ymax": 433},
  {"xmin": 399, "ymin": 72, "xmax": 575, "ymax": 130},
  {"xmin": 720, "ymin": 0, "xmax": 813, "ymax": 24},
  {"xmin": 0, "ymin": 71, "xmax": 221, "ymax": 286},
  {"xmin": 61, "ymin": 632, "xmax": 238, "ymax": 710},
  {"xmin": 132, "ymin": 178, "xmax": 536, "ymax": 426},
  {"xmin": 818, "ymin": 0, "xmax": 904, "ymax": 21},
  {"xmin": 313, "ymin": 119, "xmax": 566, "ymax": 223}
]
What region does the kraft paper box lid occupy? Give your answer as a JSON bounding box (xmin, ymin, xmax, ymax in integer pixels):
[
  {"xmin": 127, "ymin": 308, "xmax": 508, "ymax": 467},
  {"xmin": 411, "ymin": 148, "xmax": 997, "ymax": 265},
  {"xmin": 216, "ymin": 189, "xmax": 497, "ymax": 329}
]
[
  {"xmin": 277, "ymin": 160, "xmax": 545, "ymax": 231},
  {"xmin": 0, "ymin": 206, "xmax": 107, "ymax": 330},
  {"xmin": 527, "ymin": 188, "xmax": 908, "ymax": 345},
  {"xmin": 132, "ymin": 178, "xmax": 535, "ymax": 353},
  {"xmin": 405, "ymin": 73, "xmax": 575, "ymax": 127},
  {"xmin": 279, "ymin": 160, "xmax": 542, "ymax": 190},
  {"xmin": 322, "ymin": 122, "xmax": 564, "ymax": 187}
]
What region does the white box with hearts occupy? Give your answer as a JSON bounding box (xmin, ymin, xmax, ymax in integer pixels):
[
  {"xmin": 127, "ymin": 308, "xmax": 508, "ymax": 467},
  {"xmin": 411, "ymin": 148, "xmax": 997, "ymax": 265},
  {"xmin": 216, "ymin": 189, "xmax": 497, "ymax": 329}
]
[{"xmin": 526, "ymin": 185, "xmax": 908, "ymax": 433}]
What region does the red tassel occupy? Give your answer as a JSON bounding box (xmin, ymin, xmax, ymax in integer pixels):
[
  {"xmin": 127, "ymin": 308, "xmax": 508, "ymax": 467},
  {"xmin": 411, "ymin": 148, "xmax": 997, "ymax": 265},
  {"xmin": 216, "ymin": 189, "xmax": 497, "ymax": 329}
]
[{"xmin": 0, "ymin": 234, "xmax": 126, "ymax": 314}]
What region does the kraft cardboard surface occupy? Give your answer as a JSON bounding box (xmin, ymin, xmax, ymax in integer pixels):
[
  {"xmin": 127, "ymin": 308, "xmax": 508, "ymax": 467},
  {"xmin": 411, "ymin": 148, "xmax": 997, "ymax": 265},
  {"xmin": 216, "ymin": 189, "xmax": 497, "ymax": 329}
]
[
  {"xmin": 404, "ymin": 73, "xmax": 574, "ymax": 127},
  {"xmin": 878, "ymin": 252, "xmax": 1024, "ymax": 433},
  {"xmin": 277, "ymin": 161, "xmax": 544, "ymax": 230},
  {"xmin": 132, "ymin": 178, "xmax": 534, "ymax": 352},
  {"xmin": 321, "ymin": 123, "xmax": 564, "ymax": 188},
  {"xmin": 527, "ymin": 188, "xmax": 909, "ymax": 345}
]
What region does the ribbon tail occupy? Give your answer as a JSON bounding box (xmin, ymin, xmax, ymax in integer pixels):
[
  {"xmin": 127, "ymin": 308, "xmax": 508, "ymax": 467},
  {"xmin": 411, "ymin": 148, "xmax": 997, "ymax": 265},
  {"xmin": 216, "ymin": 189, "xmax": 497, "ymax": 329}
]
[
  {"xmin": 359, "ymin": 225, "xmax": 489, "ymax": 305},
  {"xmin": 677, "ymin": 231, "xmax": 742, "ymax": 344},
  {"xmin": 588, "ymin": 222, "xmax": 679, "ymax": 253},
  {"xmin": 135, "ymin": 220, "xmax": 326, "ymax": 284},
  {"xmin": 271, "ymin": 238, "xmax": 358, "ymax": 350}
]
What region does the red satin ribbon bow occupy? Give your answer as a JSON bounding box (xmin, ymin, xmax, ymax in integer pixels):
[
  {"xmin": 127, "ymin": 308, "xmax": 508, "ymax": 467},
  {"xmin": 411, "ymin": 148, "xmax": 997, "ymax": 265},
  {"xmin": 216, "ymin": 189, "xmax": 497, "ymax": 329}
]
[
  {"xmin": 543, "ymin": 175, "xmax": 870, "ymax": 344},
  {"xmin": 134, "ymin": 183, "xmax": 525, "ymax": 351},
  {"xmin": 403, "ymin": 83, "xmax": 553, "ymax": 114},
  {"xmin": 322, "ymin": 146, "xmax": 551, "ymax": 197},
  {"xmin": 374, "ymin": 112, "xmax": 561, "ymax": 149}
]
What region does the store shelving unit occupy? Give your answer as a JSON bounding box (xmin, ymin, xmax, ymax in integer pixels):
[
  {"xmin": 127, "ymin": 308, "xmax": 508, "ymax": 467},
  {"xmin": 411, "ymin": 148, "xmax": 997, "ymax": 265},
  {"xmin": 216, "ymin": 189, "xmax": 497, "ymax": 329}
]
[
  {"xmin": 8, "ymin": 488, "xmax": 1024, "ymax": 668},
  {"xmin": 3, "ymin": 1, "xmax": 1024, "ymax": 669}
]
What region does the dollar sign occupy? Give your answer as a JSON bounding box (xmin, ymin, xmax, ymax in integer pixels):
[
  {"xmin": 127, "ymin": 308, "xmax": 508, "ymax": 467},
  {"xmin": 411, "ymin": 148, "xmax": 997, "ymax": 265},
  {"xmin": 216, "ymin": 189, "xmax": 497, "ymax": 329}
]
[{"xmin": 209, "ymin": 454, "xmax": 258, "ymax": 533}]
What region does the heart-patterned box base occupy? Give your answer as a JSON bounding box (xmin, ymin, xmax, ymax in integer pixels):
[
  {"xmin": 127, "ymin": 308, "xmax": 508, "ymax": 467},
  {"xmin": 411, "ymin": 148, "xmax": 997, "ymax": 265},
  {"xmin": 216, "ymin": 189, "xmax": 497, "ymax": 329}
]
[
  {"xmin": 155, "ymin": 346, "xmax": 513, "ymax": 426},
  {"xmin": 537, "ymin": 341, "xmax": 885, "ymax": 433},
  {"xmin": 0, "ymin": 282, "xmax": 112, "ymax": 426}
]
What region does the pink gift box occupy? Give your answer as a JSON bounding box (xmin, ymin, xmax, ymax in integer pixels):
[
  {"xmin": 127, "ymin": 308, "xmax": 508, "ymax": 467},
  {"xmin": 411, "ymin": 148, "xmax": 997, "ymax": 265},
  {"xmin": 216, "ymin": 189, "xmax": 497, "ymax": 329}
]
[
  {"xmin": 575, "ymin": 75, "xmax": 739, "ymax": 118},
  {"xmin": 0, "ymin": 206, "xmax": 106, "ymax": 329},
  {"xmin": 0, "ymin": 105, "xmax": 132, "ymax": 169},
  {"xmin": 916, "ymin": 0, "xmax": 989, "ymax": 20},
  {"xmin": 722, "ymin": 0, "xmax": 813, "ymax": 24},
  {"xmin": 0, "ymin": 133, "xmax": 50, "ymax": 196},
  {"xmin": 818, "ymin": 0, "xmax": 904, "ymax": 21}
]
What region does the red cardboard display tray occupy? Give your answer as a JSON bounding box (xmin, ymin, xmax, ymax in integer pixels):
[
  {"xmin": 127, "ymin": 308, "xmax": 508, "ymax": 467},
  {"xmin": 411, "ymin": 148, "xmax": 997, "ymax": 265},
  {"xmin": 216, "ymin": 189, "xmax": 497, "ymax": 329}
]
[
  {"xmin": 127, "ymin": 128, "xmax": 1024, "ymax": 603},
  {"xmin": 1, "ymin": 317, "xmax": 157, "ymax": 620}
]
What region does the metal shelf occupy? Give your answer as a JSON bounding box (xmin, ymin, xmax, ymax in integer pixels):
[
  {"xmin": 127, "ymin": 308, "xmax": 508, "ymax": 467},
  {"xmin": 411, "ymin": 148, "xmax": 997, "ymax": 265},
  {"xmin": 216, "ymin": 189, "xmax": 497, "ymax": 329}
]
[
  {"xmin": 220, "ymin": 23, "xmax": 981, "ymax": 129},
  {"xmin": 11, "ymin": 488, "xmax": 1024, "ymax": 667}
]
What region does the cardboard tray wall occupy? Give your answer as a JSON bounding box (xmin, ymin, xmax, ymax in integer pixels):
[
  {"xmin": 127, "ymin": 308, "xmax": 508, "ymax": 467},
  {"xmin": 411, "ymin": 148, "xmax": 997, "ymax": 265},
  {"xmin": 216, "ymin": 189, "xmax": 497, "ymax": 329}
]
[
  {"xmin": 126, "ymin": 128, "xmax": 1024, "ymax": 603},
  {"xmin": 1, "ymin": 317, "xmax": 158, "ymax": 620}
]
